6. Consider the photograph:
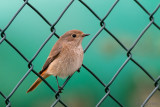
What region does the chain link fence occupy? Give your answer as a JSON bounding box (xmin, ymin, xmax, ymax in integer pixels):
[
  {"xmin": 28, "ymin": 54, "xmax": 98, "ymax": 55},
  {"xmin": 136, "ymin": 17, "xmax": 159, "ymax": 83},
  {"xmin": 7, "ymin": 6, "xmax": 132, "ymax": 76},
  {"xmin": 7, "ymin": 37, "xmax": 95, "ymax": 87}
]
[{"xmin": 0, "ymin": 0, "xmax": 160, "ymax": 107}]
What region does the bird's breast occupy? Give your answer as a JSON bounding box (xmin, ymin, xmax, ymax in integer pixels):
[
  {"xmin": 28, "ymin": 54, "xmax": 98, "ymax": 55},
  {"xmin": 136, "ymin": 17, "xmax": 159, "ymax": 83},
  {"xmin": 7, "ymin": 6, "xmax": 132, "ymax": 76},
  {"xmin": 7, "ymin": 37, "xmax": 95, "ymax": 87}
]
[
  {"xmin": 63, "ymin": 45, "xmax": 83, "ymax": 69},
  {"xmin": 48, "ymin": 45, "xmax": 84, "ymax": 78}
]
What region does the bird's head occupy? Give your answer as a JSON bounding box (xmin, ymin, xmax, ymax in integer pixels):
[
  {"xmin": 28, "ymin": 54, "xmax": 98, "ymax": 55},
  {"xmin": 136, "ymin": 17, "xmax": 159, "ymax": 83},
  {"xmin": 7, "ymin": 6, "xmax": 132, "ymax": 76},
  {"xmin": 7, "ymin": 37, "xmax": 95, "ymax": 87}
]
[{"xmin": 60, "ymin": 30, "xmax": 90, "ymax": 46}]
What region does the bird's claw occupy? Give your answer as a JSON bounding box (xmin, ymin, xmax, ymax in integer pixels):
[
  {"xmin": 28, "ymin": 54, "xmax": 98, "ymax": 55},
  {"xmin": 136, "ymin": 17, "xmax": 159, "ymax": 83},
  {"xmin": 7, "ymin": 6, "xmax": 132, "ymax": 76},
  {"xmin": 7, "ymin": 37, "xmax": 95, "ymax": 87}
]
[
  {"xmin": 77, "ymin": 68, "xmax": 81, "ymax": 73},
  {"xmin": 58, "ymin": 86, "xmax": 64, "ymax": 93}
]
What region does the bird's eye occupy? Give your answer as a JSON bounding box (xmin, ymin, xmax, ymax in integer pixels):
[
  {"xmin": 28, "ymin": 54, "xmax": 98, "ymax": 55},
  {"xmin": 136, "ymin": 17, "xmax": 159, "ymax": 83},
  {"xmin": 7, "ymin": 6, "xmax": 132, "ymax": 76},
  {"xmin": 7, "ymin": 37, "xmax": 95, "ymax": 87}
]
[{"xmin": 72, "ymin": 34, "xmax": 76, "ymax": 38}]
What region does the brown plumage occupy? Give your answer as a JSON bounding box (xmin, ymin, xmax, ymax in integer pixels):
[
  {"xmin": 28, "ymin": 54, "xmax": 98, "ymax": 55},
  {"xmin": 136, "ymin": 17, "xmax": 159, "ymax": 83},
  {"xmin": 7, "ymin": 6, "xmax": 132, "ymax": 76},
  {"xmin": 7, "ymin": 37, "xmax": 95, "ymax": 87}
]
[{"xmin": 27, "ymin": 30, "xmax": 89, "ymax": 93}]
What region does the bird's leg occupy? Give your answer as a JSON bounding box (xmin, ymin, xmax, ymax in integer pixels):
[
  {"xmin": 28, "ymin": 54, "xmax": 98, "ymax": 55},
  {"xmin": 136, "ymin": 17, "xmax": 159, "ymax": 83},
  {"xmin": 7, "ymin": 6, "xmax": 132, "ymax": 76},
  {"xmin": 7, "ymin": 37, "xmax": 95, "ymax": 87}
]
[{"xmin": 56, "ymin": 76, "xmax": 63, "ymax": 93}]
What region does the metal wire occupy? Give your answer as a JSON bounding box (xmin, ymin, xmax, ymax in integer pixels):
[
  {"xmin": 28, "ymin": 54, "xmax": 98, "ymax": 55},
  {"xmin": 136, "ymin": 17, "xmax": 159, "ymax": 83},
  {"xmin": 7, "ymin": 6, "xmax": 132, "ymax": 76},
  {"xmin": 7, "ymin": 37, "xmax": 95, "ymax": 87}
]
[{"xmin": 0, "ymin": 0, "xmax": 159, "ymax": 107}]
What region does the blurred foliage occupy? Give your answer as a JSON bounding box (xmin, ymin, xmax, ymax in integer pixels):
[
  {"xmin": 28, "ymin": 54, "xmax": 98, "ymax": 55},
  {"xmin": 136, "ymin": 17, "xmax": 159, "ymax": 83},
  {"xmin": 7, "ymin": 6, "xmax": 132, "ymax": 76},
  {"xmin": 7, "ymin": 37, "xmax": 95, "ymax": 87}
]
[{"xmin": 0, "ymin": 0, "xmax": 160, "ymax": 107}]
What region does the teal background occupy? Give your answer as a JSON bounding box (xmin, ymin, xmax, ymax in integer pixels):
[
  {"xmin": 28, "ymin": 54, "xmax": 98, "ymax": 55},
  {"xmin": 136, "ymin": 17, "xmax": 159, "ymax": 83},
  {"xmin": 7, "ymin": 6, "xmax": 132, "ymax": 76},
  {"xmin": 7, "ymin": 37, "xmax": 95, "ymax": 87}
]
[{"xmin": 0, "ymin": 0, "xmax": 160, "ymax": 107}]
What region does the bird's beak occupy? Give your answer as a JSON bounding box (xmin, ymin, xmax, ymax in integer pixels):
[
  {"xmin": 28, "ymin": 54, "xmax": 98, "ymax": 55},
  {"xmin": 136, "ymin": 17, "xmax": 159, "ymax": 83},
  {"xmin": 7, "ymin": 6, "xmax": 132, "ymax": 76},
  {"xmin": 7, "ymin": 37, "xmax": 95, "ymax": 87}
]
[{"xmin": 82, "ymin": 34, "xmax": 90, "ymax": 37}]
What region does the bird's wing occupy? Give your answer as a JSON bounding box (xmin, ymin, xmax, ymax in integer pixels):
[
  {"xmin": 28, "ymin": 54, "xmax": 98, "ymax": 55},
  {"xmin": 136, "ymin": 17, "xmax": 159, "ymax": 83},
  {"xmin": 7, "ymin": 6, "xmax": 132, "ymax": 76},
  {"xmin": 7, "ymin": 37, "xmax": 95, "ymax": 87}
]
[{"xmin": 39, "ymin": 40, "xmax": 62, "ymax": 74}]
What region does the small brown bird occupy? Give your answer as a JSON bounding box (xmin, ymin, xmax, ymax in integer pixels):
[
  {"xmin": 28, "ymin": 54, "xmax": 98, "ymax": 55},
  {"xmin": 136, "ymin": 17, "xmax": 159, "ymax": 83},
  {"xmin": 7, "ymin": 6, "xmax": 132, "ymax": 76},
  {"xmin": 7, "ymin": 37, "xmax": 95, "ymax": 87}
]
[{"xmin": 27, "ymin": 30, "xmax": 89, "ymax": 93}]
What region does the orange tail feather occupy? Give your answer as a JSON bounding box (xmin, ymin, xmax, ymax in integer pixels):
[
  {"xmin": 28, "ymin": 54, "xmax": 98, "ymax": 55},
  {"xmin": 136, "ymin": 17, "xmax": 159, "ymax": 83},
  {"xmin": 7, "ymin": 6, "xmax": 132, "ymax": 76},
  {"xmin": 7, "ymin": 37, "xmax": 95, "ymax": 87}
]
[{"xmin": 27, "ymin": 70, "xmax": 49, "ymax": 93}]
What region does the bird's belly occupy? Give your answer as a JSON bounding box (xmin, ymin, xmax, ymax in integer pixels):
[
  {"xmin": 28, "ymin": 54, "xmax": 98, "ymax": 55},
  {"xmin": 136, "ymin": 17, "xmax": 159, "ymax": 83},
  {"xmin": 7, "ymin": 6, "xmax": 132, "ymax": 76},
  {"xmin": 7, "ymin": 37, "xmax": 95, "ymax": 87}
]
[{"xmin": 47, "ymin": 50, "xmax": 83, "ymax": 78}]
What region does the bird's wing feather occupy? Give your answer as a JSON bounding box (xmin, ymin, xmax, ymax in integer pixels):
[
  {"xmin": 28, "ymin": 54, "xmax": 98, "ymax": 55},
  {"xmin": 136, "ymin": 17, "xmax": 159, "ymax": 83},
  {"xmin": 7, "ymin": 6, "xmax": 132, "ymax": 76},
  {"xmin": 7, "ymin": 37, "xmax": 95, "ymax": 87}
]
[{"xmin": 39, "ymin": 40, "xmax": 62, "ymax": 74}]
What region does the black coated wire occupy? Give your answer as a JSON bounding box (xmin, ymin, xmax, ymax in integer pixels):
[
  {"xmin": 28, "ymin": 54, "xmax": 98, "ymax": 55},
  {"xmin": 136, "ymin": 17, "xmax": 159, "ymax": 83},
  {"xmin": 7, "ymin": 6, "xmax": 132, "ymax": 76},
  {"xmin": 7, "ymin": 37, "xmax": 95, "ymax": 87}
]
[{"xmin": 0, "ymin": 0, "xmax": 159, "ymax": 107}]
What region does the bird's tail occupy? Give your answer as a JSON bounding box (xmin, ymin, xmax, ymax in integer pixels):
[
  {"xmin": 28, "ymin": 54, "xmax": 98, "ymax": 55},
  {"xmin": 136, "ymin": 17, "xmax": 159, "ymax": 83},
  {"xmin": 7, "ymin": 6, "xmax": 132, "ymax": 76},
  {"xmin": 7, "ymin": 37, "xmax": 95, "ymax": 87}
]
[{"xmin": 26, "ymin": 70, "xmax": 49, "ymax": 93}]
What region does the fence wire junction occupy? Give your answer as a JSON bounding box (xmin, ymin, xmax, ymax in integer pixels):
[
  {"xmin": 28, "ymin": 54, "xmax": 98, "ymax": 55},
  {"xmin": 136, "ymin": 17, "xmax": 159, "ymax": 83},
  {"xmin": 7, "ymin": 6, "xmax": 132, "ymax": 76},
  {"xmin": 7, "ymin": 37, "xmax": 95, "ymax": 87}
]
[{"xmin": 0, "ymin": 0, "xmax": 160, "ymax": 107}]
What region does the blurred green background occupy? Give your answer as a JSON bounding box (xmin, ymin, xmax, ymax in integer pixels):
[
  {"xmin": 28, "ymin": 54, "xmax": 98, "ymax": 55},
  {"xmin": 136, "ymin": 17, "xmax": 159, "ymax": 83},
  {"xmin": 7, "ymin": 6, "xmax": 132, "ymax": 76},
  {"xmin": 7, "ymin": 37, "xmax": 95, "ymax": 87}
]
[{"xmin": 0, "ymin": 0, "xmax": 160, "ymax": 107}]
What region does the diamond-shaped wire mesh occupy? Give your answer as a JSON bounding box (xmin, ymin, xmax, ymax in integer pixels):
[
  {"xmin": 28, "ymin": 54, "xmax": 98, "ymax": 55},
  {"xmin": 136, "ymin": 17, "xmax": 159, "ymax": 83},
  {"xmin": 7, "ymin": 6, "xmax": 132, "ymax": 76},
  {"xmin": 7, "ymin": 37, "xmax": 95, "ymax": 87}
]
[{"xmin": 0, "ymin": 0, "xmax": 160, "ymax": 107}]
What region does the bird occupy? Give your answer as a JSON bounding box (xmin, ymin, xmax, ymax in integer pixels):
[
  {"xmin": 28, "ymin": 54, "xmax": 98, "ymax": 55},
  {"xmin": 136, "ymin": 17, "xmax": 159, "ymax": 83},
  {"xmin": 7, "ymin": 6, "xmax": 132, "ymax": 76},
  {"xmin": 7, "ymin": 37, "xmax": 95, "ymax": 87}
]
[{"xmin": 26, "ymin": 30, "xmax": 90, "ymax": 93}]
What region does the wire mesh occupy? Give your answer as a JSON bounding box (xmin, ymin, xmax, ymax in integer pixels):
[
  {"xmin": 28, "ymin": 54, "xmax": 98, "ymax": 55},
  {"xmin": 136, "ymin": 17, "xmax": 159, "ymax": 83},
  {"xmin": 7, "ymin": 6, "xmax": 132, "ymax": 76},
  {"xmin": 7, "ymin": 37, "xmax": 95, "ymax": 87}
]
[{"xmin": 0, "ymin": 0, "xmax": 160, "ymax": 107}]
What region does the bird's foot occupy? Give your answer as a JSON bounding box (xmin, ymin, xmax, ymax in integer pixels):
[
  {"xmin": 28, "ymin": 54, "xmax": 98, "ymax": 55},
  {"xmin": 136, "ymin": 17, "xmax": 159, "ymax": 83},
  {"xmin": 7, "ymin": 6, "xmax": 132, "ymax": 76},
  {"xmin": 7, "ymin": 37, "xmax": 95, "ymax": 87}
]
[
  {"xmin": 77, "ymin": 68, "xmax": 81, "ymax": 73},
  {"xmin": 58, "ymin": 86, "xmax": 64, "ymax": 93}
]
